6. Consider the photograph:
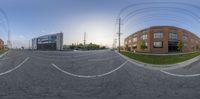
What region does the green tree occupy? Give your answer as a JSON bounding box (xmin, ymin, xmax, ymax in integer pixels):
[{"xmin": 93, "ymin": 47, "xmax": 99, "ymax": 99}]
[
  {"xmin": 77, "ymin": 43, "xmax": 84, "ymax": 49},
  {"xmin": 100, "ymin": 46, "xmax": 106, "ymax": 49},
  {"xmin": 196, "ymin": 44, "xmax": 200, "ymax": 51},
  {"xmin": 125, "ymin": 44, "xmax": 128, "ymax": 51},
  {"xmin": 140, "ymin": 40, "xmax": 147, "ymax": 51},
  {"xmin": 177, "ymin": 40, "xmax": 184, "ymax": 52},
  {"xmin": 86, "ymin": 43, "xmax": 100, "ymax": 50},
  {"xmin": 69, "ymin": 43, "xmax": 76, "ymax": 49}
]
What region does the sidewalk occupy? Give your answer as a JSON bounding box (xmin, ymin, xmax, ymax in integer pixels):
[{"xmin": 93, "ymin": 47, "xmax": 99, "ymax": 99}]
[
  {"xmin": 127, "ymin": 50, "xmax": 198, "ymax": 56},
  {"xmin": 116, "ymin": 51, "xmax": 200, "ymax": 70}
]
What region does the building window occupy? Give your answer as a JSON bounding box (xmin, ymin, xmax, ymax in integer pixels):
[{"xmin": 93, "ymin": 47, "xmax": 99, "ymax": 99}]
[
  {"xmin": 182, "ymin": 36, "xmax": 187, "ymax": 41},
  {"xmin": 169, "ymin": 33, "xmax": 178, "ymax": 40},
  {"xmin": 141, "ymin": 34, "xmax": 148, "ymax": 40},
  {"xmin": 133, "ymin": 37, "xmax": 137, "ymax": 42},
  {"xmin": 153, "ymin": 42, "xmax": 163, "ymax": 48},
  {"xmin": 154, "ymin": 32, "xmax": 163, "ymax": 39}
]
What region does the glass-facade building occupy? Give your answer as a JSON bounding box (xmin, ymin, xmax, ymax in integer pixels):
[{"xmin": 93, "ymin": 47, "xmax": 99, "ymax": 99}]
[{"xmin": 32, "ymin": 33, "xmax": 63, "ymax": 50}]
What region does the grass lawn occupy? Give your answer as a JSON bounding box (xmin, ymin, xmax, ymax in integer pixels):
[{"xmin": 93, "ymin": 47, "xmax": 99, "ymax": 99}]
[
  {"xmin": 120, "ymin": 51, "xmax": 200, "ymax": 65},
  {"xmin": 0, "ymin": 49, "xmax": 8, "ymax": 55}
]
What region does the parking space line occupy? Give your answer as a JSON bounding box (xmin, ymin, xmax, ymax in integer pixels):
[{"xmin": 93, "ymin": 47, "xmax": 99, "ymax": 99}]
[
  {"xmin": 160, "ymin": 70, "xmax": 200, "ymax": 77},
  {"xmin": 0, "ymin": 57, "xmax": 30, "ymax": 76},
  {"xmin": 51, "ymin": 61, "xmax": 128, "ymax": 78},
  {"xmin": 0, "ymin": 57, "xmax": 9, "ymax": 60}
]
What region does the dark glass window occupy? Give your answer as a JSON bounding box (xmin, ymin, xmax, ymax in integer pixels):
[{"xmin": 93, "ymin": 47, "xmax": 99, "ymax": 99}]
[{"xmin": 182, "ymin": 36, "xmax": 187, "ymax": 41}]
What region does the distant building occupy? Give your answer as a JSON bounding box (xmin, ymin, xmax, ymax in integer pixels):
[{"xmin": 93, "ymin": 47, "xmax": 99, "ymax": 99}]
[
  {"xmin": 4, "ymin": 45, "xmax": 8, "ymax": 49},
  {"xmin": 32, "ymin": 32, "xmax": 63, "ymax": 50},
  {"xmin": 0, "ymin": 39, "xmax": 4, "ymax": 50},
  {"xmin": 124, "ymin": 26, "xmax": 200, "ymax": 53}
]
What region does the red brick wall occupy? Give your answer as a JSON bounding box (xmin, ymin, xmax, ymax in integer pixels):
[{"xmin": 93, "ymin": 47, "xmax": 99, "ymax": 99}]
[
  {"xmin": 0, "ymin": 39, "xmax": 4, "ymax": 49},
  {"xmin": 124, "ymin": 26, "xmax": 200, "ymax": 53}
]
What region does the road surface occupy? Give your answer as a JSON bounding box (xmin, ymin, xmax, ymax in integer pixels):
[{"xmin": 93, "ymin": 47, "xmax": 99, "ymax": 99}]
[{"xmin": 0, "ymin": 50, "xmax": 200, "ymax": 99}]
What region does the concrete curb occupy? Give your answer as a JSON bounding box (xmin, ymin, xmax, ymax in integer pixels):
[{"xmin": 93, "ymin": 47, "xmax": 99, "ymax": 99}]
[
  {"xmin": 134, "ymin": 51, "xmax": 198, "ymax": 56},
  {"xmin": 0, "ymin": 51, "xmax": 9, "ymax": 58},
  {"xmin": 116, "ymin": 51, "xmax": 200, "ymax": 70}
]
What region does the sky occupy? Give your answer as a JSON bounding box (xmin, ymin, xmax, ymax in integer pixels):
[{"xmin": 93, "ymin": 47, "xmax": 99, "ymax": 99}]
[{"xmin": 0, "ymin": 0, "xmax": 200, "ymax": 48}]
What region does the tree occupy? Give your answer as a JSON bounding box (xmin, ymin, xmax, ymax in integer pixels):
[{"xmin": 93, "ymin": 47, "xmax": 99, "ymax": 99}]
[
  {"xmin": 140, "ymin": 40, "xmax": 147, "ymax": 51},
  {"xmin": 196, "ymin": 44, "xmax": 200, "ymax": 51},
  {"xmin": 77, "ymin": 43, "xmax": 84, "ymax": 49},
  {"xmin": 177, "ymin": 40, "xmax": 184, "ymax": 52},
  {"xmin": 125, "ymin": 44, "xmax": 128, "ymax": 51},
  {"xmin": 86, "ymin": 43, "xmax": 100, "ymax": 50},
  {"xmin": 69, "ymin": 43, "xmax": 76, "ymax": 49},
  {"xmin": 100, "ymin": 46, "xmax": 106, "ymax": 49}
]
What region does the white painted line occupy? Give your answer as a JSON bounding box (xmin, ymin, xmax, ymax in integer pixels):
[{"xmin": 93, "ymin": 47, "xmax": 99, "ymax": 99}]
[
  {"xmin": 160, "ymin": 70, "xmax": 200, "ymax": 77},
  {"xmin": 51, "ymin": 61, "xmax": 128, "ymax": 78},
  {"xmin": 0, "ymin": 57, "xmax": 30, "ymax": 76},
  {"xmin": 0, "ymin": 51, "xmax": 9, "ymax": 58},
  {"xmin": 0, "ymin": 57, "xmax": 9, "ymax": 61}
]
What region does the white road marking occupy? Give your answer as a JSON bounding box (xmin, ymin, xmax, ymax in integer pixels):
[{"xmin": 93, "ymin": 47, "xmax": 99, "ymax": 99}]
[
  {"xmin": 0, "ymin": 57, "xmax": 9, "ymax": 60},
  {"xmin": 0, "ymin": 51, "xmax": 9, "ymax": 58},
  {"xmin": 0, "ymin": 57, "xmax": 30, "ymax": 76},
  {"xmin": 51, "ymin": 61, "xmax": 128, "ymax": 78},
  {"xmin": 160, "ymin": 70, "xmax": 200, "ymax": 77}
]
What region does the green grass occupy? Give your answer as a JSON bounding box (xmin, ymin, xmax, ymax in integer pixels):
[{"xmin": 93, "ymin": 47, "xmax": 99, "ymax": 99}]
[
  {"xmin": 0, "ymin": 49, "xmax": 8, "ymax": 55},
  {"xmin": 120, "ymin": 51, "xmax": 200, "ymax": 65}
]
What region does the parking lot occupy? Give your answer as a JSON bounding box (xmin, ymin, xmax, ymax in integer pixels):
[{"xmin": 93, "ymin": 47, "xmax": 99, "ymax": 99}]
[{"xmin": 0, "ymin": 50, "xmax": 200, "ymax": 99}]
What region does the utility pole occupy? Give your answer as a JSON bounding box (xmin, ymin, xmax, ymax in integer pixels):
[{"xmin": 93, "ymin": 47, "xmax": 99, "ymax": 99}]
[
  {"xmin": 84, "ymin": 32, "xmax": 86, "ymax": 50},
  {"xmin": 117, "ymin": 18, "xmax": 122, "ymax": 52},
  {"xmin": 7, "ymin": 30, "xmax": 12, "ymax": 49},
  {"xmin": 29, "ymin": 40, "xmax": 30, "ymax": 50}
]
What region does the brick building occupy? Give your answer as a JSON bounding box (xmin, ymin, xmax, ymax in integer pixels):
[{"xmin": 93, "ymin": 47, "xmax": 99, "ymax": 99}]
[
  {"xmin": 124, "ymin": 26, "xmax": 200, "ymax": 53},
  {"xmin": 0, "ymin": 39, "xmax": 4, "ymax": 50}
]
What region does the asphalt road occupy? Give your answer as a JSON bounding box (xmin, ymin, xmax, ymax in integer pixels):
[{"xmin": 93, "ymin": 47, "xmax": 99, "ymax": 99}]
[{"xmin": 0, "ymin": 50, "xmax": 200, "ymax": 99}]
